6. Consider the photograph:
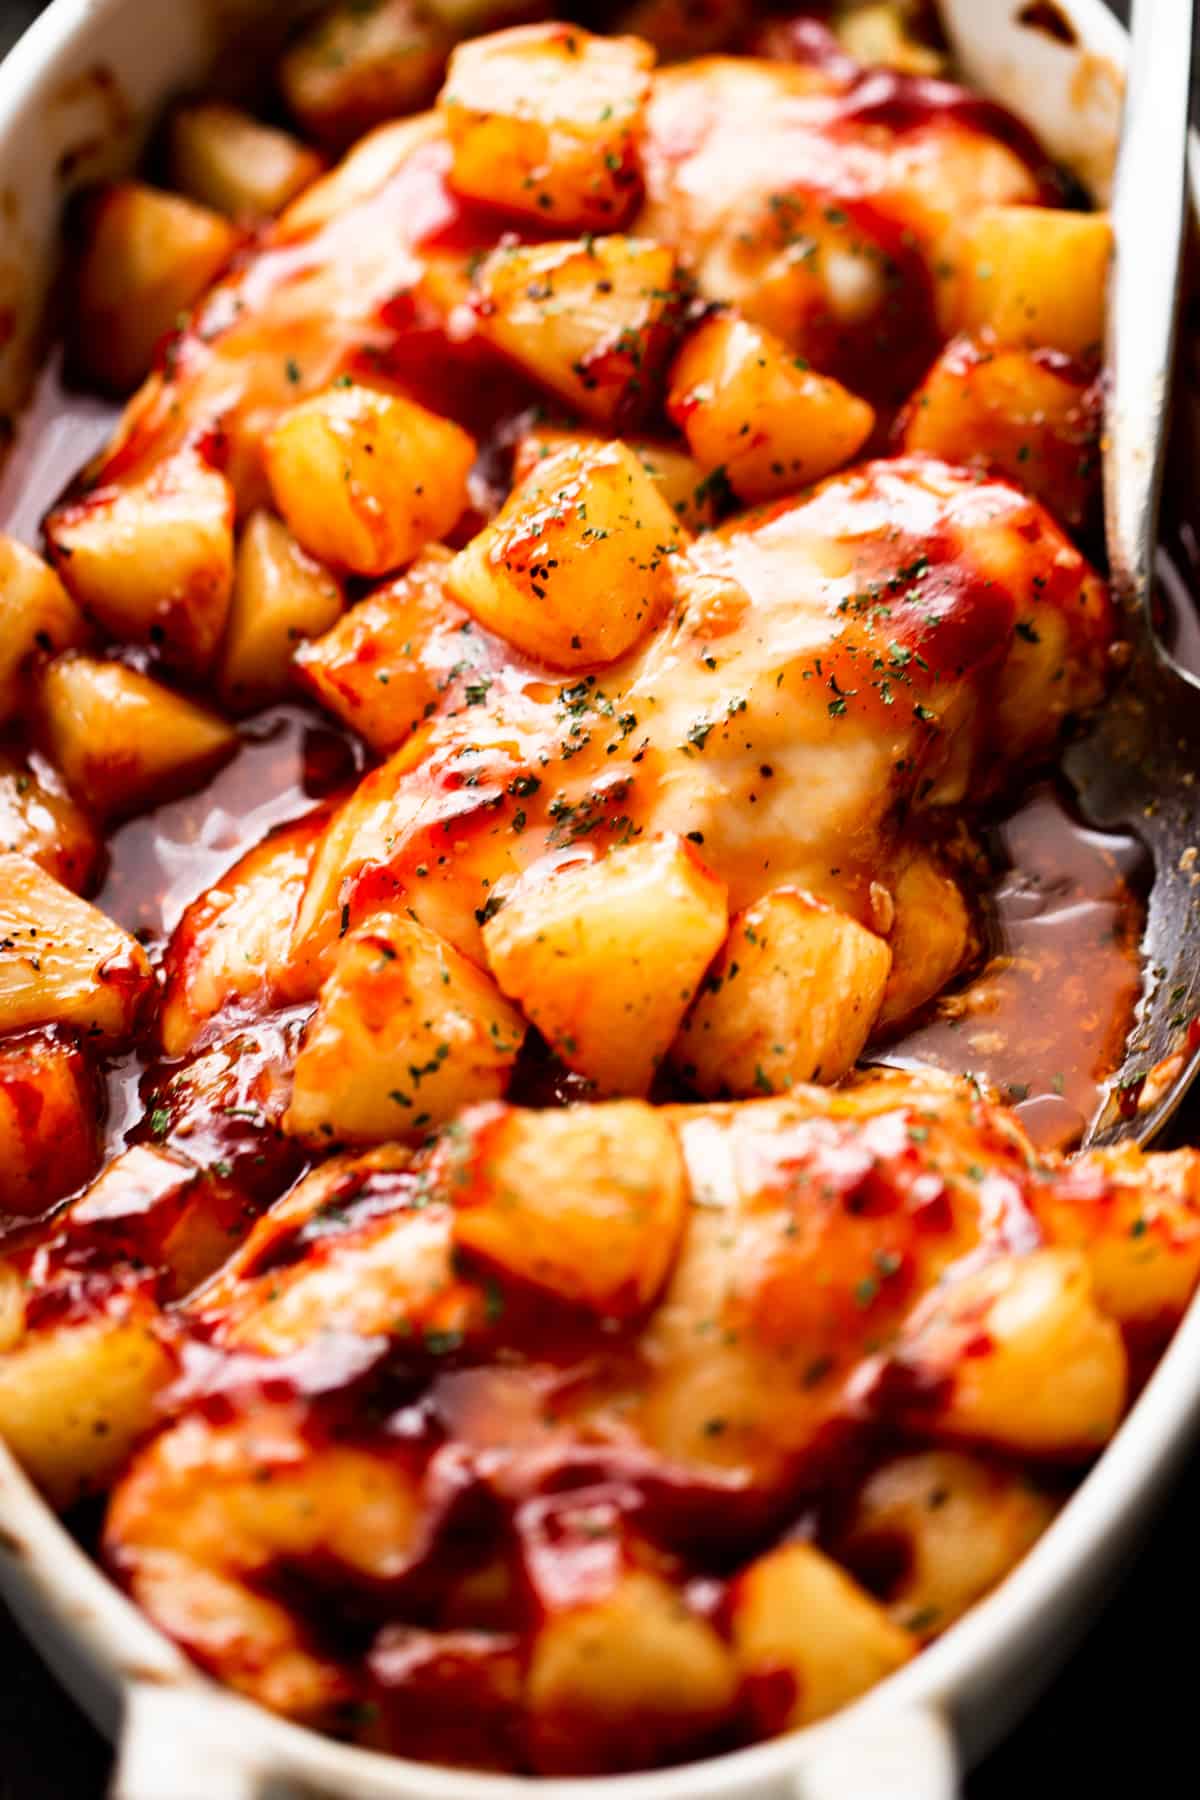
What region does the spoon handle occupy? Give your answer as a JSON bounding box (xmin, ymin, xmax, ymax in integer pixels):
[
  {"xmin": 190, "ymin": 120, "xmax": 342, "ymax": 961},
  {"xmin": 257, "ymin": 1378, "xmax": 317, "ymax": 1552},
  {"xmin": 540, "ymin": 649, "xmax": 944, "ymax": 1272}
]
[{"xmin": 1104, "ymin": 0, "xmax": 1195, "ymax": 616}]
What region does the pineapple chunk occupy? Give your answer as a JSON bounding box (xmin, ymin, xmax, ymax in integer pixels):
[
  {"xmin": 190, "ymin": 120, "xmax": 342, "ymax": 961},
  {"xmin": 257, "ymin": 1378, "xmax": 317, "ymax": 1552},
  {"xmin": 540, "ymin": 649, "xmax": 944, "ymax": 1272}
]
[
  {"xmin": 875, "ymin": 855, "xmax": 972, "ymax": 1031},
  {"xmin": 281, "ymin": 0, "xmax": 451, "ymax": 148},
  {"xmin": 483, "ymin": 835, "xmax": 728, "ymax": 1095},
  {"xmin": 265, "ymin": 383, "xmax": 475, "ymax": 577},
  {"xmin": 69, "ymin": 181, "xmax": 241, "ymax": 393},
  {"xmin": 834, "ymin": 1, "xmax": 946, "ymax": 76},
  {"xmin": 898, "ymin": 335, "xmax": 1100, "ymax": 531},
  {"xmin": 294, "ymin": 546, "xmax": 460, "ymax": 754},
  {"xmin": 512, "ymin": 428, "xmax": 719, "ymax": 531},
  {"xmin": 0, "ymin": 537, "xmax": 86, "ymax": 724},
  {"xmin": 46, "ymin": 450, "xmax": 235, "ymax": 673},
  {"xmin": 447, "ymin": 440, "xmax": 684, "ymax": 669},
  {"xmin": 673, "ymin": 889, "xmax": 891, "ymax": 1096},
  {"xmin": 451, "ymin": 1101, "xmax": 687, "ymax": 1316},
  {"xmin": 0, "ymin": 1302, "xmax": 173, "ymax": 1508},
  {"xmin": 954, "ymin": 206, "xmax": 1111, "ymax": 356},
  {"xmin": 837, "ymin": 1451, "xmax": 1054, "ymax": 1642},
  {"xmin": 528, "ymin": 1570, "xmax": 737, "ymax": 1776},
  {"xmin": 159, "ymin": 811, "xmax": 327, "ymax": 1058},
  {"xmin": 169, "ymin": 102, "xmax": 323, "ymax": 220},
  {"xmin": 891, "ymin": 1250, "xmax": 1126, "ymax": 1457},
  {"xmin": 471, "ymin": 236, "xmax": 682, "ymax": 428},
  {"xmin": 36, "ymin": 656, "xmax": 237, "ymax": 822},
  {"xmin": 441, "ymin": 23, "xmax": 654, "ymax": 230},
  {"xmin": 0, "ymin": 1028, "xmax": 98, "ymax": 1219},
  {"xmin": 730, "ymin": 1542, "xmax": 916, "ymax": 1730},
  {"xmin": 0, "ymin": 854, "xmax": 153, "ymax": 1044},
  {"xmin": 667, "ymin": 315, "xmax": 876, "ymax": 501},
  {"xmin": 0, "ymin": 753, "xmax": 100, "ymax": 895},
  {"xmin": 285, "ymin": 911, "xmax": 526, "ymax": 1145},
  {"xmin": 218, "ymin": 511, "xmax": 344, "ymax": 711}
]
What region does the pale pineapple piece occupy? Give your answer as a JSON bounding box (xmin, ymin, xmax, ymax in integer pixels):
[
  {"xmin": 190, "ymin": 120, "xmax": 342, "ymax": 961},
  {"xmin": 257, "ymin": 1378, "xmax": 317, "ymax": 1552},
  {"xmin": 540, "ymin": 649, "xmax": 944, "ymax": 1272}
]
[
  {"xmin": 0, "ymin": 537, "xmax": 86, "ymax": 724},
  {"xmin": 673, "ymin": 888, "xmax": 891, "ymax": 1097},
  {"xmin": 441, "ymin": 23, "xmax": 654, "ymax": 230},
  {"xmin": 730, "ymin": 1542, "xmax": 916, "ymax": 1730},
  {"xmin": 36, "ymin": 656, "xmax": 236, "ymax": 822},
  {"xmin": 0, "ymin": 855, "xmax": 153, "ymax": 1044},
  {"xmin": 838, "ymin": 1451, "xmax": 1054, "ymax": 1641},
  {"xmin": 527, "ymin": 1570, "xmax": 738, "ymax": 1776},
  {"xmin": 890, "ymin": 1249, "xmax": 1127, "ymax": 1458},
  {"xmin": 0, "ymin": 1304, "xmax": 174, "ymax": 1508},
  {"xmin": 833, "ymin": 1, "xmax": 946, "ymax": 76},
  {"xmin": 294, "ymin": 546, "xmax": 458, "ymax": 754},
  {"xmin": 281, "ymin": 0, "xmax": 452, "ymax": 148},
  {"xmin": 285, "ymin": 911, "xmax": 526, "ymax": 1145},
  {"xmin": 0, "ymin": 1028, "xmax": 98, "ymax": 1219},
  {"xmin": 0, "ymin": 753, "xmax": 100, "ymax": 894},
  {"xmin": 667, "ymin": 315, "xmax": 876, "ymax": 501},
  {"xmin": 265, "ymin": 383, "xmax": 475, "ymax": 577},
  {"xmin": 70, "ymin": 181, "xmax": 241, "ymax": 392},
  {"xmin": 483, "ymin": 835, "xmax": 728, "ymax": 1095},
  {"xmin": 875, "ymin": 854, "xmax": 972, "ymax": 1030},
  {"xmin": 45, "ymin": 450, "xmax": 235, "ymax": 673},
  {"xmin": 218, "ymin": 511, "xmax": 344, "ymax": 710},
  {"xmin": 447, "ymin": 440, "xmax": 683, "ymax": 669},
  {"xmin": 471, "ymin": 236, "xmax": 682, "ymax": 428},
  {"xmin": 954, "ymin": 206, "xmax": 1112, "ymax": 356},
  {"xmin": 512, "ymin": 428, "xmax": 719, "ymax": 531},
  {"xmin": 169, "ymin": 102, "xmax": 323, "ymax": 220},
  {"xmin": 451, "ymin": 1101, "xmax": 687, "ymax": 1316}
]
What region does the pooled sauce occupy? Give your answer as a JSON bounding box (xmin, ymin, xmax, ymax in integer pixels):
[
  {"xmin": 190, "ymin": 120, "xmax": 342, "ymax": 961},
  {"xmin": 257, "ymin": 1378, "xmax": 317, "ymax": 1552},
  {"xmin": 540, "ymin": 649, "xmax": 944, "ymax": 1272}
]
[
  {"xmin": 0, "ymin": 352, "xmax": 1149, "ymax": 1159},
  {"xmin": 888, "ymin": 784, "xmax": 1145, "ymax": 1150}
]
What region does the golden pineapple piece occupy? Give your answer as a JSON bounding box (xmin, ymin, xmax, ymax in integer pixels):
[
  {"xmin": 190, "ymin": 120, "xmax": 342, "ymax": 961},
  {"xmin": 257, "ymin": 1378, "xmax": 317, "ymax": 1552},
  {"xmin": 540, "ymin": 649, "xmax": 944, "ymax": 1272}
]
[
  {"xmin": 0, "ymin": 536, "xmax": 87, "ymax": 724},
  {"xmin": 69, "ymin": 181, "xmax": 241, "ymax": 393},
  {"xmin": 169, "ymin": 102, "xmax": 324, "ymax": 220},
  {"xmin": 0, "ymin": 753, "xmax": 100, "ymax": 895},
  {"xmin": 0, "ymin": 1302, "xmax": 173, "ymax": 1509},
  {"xmin": 447, "ymin": 439, "xmax": 684, "ymax": 669},
  {"xmin": 441, "ymin": 23, "xmax": 654, "ymax": 230},
  {"xmin": 528, "ymin": 1570, "xmax": 738, "ymax": 1777},
  {"xmin": 294, "ymin": 546, "xmax": 459, "ymax": 754},
  {"xmin": 217, "ymin": 511, "xmax": 344, "ymax": 711},
  {"xmin": 159, "ymin": 812, "xmax": 327, "ymax": 1058},
  {"xmin": 35, "ymin": 656, "xmax": 237, "ymax": 822},
  {"xmin": 729, "ymin": 1542, "xmax": 916, "ymax": 1730},
  {"xmin": 471, "ymin": 236, "xmax": 682, "ymax": 428},
  {"xmin": 45, "ymin": 450, "xmax": 236, "ymax": 673},
  {"xmin": 451, "ymin": 1101, "xmax": 687, "ymax": 1316},
  {"xmin": 483, "ymin": 835, "xmax": 728, "ymax": 1095},
  {"xmin": 898, "ymin": 335, "xmax": 1100, "ymax": 531},
  {"xmin": 0, "ymin": 854, "xmax": 153, "ymax": 1045},
  {"xmin": 285, "ymin": 911, "xmax": 526, "ymax": 1145},
  {"xmin": 281, "ymin": 0, "xmax": 452, "ymax": 148},
  {"xmin": 667, "ymin": 315, "xmax": 876, "ymax": 501},
  {"xmin": 954, "ymin": 206, "xmax": 1112, "ymax": 356},
  {"xmin": 512, "ymin": 428, "xmax": 719, "ymax": 531},
  {"xmin": 673, "ymin": 888, "xmax": 891, "ymax": 1096},
  {"xmin": 0, "ymin": 1028, "xmax": 98, "ymax": 1219},
  {"xmin": 875, "ymin": 855, "xmax": 972, "ymax": 1031},
  {"xmin": 890, "ymin": 1249, "xmax": 1126, "ymax": 1457},
  {"xmin": 265, "ymin": 383, "xmax": 475, "ymax": 577}
]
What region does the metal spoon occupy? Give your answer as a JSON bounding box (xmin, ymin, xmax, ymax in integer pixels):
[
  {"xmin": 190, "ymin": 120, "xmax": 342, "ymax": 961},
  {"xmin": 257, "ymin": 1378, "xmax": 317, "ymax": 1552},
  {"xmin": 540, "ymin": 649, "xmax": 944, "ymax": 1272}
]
[{"xmin": 1061, "ymin": 0, "xmax": 1199, "ymax": 1146}]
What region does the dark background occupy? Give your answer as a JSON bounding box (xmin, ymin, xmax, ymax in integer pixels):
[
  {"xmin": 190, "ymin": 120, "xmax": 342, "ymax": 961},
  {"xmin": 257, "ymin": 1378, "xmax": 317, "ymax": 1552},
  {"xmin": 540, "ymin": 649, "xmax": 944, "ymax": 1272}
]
[{"xmin": 0, "ymin": 0, "xmax": 1194, "ymax": 1793}]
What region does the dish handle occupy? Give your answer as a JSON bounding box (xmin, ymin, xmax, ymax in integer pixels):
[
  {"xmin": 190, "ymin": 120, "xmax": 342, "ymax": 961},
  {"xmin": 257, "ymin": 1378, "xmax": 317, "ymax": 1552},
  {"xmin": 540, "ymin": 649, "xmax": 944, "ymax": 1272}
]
[{"xmin": 111, "ymin": 1682, "xmax": 960, "ymax": 1799}]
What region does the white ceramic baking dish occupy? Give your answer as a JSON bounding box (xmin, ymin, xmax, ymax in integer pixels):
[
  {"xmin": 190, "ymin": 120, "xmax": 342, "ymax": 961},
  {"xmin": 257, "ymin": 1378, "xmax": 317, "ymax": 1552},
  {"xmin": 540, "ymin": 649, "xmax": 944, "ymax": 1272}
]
[{"xmin": 0, "ymin": 1, "xmax": 1192, "ymax": 1794}]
